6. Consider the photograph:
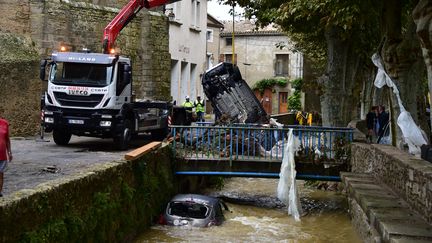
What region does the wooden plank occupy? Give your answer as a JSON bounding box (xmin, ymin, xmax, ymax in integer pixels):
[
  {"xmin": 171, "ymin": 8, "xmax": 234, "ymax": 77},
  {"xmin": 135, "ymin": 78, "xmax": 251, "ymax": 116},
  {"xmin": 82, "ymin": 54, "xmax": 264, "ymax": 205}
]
[{"xmin": 124, "ymin": 141, "xmax": 162, "ymax": 161}]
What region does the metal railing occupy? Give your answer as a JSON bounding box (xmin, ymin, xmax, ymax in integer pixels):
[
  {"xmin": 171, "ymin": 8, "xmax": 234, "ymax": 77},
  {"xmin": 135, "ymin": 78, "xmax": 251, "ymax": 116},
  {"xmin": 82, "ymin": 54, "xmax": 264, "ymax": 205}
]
[{"xmin": 170, "ymin": 124, "xmax": 353, "ymax": 164}]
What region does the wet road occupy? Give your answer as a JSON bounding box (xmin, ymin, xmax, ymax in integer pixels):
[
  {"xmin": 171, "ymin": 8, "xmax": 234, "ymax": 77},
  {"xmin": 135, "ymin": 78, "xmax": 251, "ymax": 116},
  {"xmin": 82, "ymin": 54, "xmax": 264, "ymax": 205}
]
[{"xmin": 2, "ymin": 134, "xmax": 151, "ymax": 196}]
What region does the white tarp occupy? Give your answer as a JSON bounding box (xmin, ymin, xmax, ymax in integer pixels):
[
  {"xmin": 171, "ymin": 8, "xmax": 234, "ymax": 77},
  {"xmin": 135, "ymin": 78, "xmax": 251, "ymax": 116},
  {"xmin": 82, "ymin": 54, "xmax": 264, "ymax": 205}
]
[
  {"xmin": 277, "ymin": 129, "xmax": 302, "ymax": 221},
  {"xmin": 372, "ymin": 53, "xmax": 427, "ymax": 155}
]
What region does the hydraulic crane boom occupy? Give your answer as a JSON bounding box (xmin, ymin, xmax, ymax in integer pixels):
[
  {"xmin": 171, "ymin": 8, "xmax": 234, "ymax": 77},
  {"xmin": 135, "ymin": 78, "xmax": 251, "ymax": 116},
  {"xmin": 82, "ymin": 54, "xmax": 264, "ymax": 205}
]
[{"xmin": 103, "ymin": 0, "xmax": 179, "ymax": 53}]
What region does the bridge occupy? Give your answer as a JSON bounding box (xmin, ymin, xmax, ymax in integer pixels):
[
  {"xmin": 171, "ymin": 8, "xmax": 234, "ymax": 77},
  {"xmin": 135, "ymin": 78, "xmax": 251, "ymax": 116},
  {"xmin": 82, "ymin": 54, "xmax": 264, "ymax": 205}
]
[{"xmin": 170, "ymin": 124, "xmax": 353, "ymax": 181}]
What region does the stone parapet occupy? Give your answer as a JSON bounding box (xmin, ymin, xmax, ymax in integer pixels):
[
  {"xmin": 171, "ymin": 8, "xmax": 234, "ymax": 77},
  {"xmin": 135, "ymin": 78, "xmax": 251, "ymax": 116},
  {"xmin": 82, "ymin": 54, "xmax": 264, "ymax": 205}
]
[
  {"xmin": 351, "ymin": 143, "xmax": 432, "ymax": 224},
  {"xmin": 342, "ymin": 172, "xmax": 432, "ymax": 243}
]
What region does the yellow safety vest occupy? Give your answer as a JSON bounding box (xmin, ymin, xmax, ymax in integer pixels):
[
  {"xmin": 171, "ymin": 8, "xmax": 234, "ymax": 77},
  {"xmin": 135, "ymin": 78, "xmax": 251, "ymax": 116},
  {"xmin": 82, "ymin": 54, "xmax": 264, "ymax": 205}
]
[
  {"xmin": 296, "ymin": 111, "xmax": 303, "ymax": 125},
  {"xmin": 194, "ymin": 100, "xmax": 205, "ymax": 112},
  {"xmin": 182, "ymin": 101, "xmax": 193, "ymax": 108},
  {"xmin": 307, "ymin": 113, "xmax": 313, "ymax": 126}
]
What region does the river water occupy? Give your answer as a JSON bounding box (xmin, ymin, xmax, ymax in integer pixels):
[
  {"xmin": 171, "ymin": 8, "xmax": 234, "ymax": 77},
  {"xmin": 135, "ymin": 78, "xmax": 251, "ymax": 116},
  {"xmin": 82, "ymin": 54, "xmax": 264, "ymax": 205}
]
[{"xmin": 136, "ymin": 178, "xmax": 361, "ymax": 242}]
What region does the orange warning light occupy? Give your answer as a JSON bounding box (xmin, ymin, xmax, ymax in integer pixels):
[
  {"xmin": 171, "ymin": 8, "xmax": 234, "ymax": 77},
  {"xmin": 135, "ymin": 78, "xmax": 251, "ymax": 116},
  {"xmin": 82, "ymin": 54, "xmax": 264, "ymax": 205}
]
[{"xmin": 60, "ymin": 46, "xmax": 66, "ymax": 52}]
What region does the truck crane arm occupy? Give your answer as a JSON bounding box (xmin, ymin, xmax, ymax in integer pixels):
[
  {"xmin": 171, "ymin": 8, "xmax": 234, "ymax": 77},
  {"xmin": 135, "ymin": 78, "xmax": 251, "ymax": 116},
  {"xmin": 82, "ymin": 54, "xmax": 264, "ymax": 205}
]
[{"xmin": 103, "ymin": 0, "xmax": 178, "ymax": 54}]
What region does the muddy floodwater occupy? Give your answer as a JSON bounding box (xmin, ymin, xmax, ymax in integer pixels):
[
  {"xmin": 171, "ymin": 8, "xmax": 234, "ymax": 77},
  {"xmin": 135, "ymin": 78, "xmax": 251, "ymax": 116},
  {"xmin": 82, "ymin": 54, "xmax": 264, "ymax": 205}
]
[{"xmin": 136, "ymin": 178, "xmax": 361, "ymax": 242}]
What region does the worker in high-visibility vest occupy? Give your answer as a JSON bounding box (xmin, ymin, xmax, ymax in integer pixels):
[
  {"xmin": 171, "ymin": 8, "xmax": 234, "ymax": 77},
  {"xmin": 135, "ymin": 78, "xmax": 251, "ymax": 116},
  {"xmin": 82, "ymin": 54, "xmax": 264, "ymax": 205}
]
[
  {"xmin": 194, "ymin": 96, "xmax": 205, "ymax": 122},
  {"xmin": 182, "ymin": 96, "xmax": 194, "ymax": 124},
  {"xmin": 307, "ymin": 112, "xmax": 313, "ymax": 126},
  {"xmin": 296, "ymin": 111, "xmax": 304, "ymax": 125}
]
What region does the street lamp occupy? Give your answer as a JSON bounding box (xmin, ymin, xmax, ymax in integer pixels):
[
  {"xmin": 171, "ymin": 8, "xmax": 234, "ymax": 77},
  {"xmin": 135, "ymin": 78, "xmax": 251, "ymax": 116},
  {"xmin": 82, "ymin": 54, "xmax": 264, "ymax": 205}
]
[{"xmin": 165, "ymin": 8, "xmax": 175, "ymax": 21}]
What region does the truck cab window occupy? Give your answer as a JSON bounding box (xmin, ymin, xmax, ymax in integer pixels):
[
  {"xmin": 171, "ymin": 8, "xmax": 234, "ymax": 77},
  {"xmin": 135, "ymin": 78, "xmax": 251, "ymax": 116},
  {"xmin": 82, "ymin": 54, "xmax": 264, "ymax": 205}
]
[
  {"xmin": 116, "ymin": 62, "xmax": 130, "ymax": 96},
  {"xmin": 51, "ymin": 62, "xmax": 112, "ymax": 86}
]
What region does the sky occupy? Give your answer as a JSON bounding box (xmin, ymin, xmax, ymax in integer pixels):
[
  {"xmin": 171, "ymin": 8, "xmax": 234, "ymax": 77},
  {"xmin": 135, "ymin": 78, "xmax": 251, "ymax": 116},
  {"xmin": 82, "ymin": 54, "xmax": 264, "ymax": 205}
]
[{"xmin": 207, "ymin": 1, "xmax": 244, "ymax": 21}]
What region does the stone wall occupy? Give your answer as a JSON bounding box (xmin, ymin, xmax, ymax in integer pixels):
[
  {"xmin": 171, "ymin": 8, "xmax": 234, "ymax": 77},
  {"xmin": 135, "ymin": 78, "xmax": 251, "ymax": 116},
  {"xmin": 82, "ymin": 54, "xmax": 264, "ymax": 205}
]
[
  {"xmin": 0, "ymin": 33, "xmax": 41, "ymax": 136},
  {"xmin": 351, "ymin": 143, "xmax": 432, "ymax": 224},
  {"xmin": 0, "ymin": 145, "xmax": 177, "ymax": 242},
  {"xmin": 0, "ymin": 0, "xmax": 171, "ymax": 135},
  {"xmin": 29, "ymin": 0, "xmax": 171, "ymax": 100}
]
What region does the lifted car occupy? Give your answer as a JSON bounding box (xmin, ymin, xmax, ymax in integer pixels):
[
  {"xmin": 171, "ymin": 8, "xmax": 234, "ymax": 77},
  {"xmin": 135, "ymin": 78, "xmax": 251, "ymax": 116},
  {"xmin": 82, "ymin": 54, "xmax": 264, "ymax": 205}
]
[
  {"xmin": 202, "ymin": 62, "xmax": 269, "ymax": 124},
  {"xmin": 159, "ymin": 194, "xmax": 229, "ymax": 227}
]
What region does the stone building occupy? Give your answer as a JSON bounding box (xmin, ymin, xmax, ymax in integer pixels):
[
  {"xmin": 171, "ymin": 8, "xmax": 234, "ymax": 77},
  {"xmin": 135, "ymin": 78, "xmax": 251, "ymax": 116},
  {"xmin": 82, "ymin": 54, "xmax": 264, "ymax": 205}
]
[
  {"xmin": 220, "ymin": 20, "xmax": 304, "ymax": 114},
  {"xmin": 206, "ymin": 14, "xmax": 224, "ymax": 70},
  {"xmin": 165, "ymin": 0, "xmax": 208, "ymax": 105}
]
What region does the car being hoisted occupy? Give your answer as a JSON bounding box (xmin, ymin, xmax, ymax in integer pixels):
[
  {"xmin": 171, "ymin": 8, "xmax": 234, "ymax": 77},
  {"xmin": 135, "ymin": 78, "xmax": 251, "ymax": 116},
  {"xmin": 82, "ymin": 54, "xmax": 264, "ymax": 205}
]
[{"xmin": 159, "ymin": 194, "xmax": 229, "ymax": 227}]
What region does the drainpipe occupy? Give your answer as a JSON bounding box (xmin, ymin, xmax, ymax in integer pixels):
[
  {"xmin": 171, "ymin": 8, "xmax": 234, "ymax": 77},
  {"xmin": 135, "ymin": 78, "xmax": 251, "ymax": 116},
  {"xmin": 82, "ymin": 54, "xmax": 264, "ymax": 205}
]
[{"xmin": 232, "ymin": 3, "xmax": 235, "ymax": 65}]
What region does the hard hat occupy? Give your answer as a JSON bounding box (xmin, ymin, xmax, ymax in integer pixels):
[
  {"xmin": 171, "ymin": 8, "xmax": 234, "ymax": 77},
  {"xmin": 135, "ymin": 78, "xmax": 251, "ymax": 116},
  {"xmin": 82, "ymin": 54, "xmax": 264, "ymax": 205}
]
[{"xmin": 185, "ymin": 95, "xmax": 190, "ymax": 99}]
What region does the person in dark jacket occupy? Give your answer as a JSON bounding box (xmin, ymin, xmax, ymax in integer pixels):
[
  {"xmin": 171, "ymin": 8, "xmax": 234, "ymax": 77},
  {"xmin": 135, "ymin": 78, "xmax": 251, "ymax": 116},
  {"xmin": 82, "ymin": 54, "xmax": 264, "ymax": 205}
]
[
  {"xmin": 366, "ymin": 106, "xmax": 378, "ymax": 143},
  {"xmin": 378, "ymin": 105, "xmax": 390, "ymax": 141}
]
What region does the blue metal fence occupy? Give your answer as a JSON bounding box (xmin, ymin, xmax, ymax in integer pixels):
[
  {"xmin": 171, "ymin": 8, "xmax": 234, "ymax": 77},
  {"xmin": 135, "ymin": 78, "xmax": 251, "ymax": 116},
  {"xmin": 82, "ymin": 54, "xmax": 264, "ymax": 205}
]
[{"xmin": 170, "ymin": 124, "xmax": 353, "ymax": 164}]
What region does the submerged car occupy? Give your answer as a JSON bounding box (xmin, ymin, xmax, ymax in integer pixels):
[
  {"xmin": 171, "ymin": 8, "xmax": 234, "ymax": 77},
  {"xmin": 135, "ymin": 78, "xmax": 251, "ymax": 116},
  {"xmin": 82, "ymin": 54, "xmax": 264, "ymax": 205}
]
[{"xmin": 159, "ymin": 194, "xmax": 229, "ymax": 227}]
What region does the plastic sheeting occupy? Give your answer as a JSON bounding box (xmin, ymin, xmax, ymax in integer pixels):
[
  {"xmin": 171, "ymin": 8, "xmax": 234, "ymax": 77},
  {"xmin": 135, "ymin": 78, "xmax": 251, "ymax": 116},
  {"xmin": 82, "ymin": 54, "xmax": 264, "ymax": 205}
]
[
  {"xmin": 277, "ymin": 129, "xmax": 302, "ymax": 221},
  {"xmin": 372, "ymin": 53, "xmax": 427, "ymax": 155}
]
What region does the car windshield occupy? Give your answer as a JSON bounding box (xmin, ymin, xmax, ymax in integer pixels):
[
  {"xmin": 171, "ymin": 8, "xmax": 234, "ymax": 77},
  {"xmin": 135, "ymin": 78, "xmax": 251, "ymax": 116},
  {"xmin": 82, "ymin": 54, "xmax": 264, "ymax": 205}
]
[
  {"xmin": 168, "ymin": 202, "xmax": 210, "ymax": 219},
  {"xmin": 50, "ymin": 62, "xmax": 113, "ymax": 86}
]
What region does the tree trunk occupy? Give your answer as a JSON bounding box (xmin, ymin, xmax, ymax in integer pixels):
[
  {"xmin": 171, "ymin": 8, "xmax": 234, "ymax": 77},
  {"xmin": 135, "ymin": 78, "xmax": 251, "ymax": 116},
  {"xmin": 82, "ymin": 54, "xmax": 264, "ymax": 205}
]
[
  {"xmin": 414, "ymin": 0, "xmax": 432, "ymax": 139},
  {"xmin": 381, "ymin": 0, "xmax": 425, "ymax": 148},
  {"xmin": 320, "ymin": 26, "xmax": 360, "ymax": 127},
  {"xmin": 360, "ymin": 64, "xmax": 377, "ymax": 120}
]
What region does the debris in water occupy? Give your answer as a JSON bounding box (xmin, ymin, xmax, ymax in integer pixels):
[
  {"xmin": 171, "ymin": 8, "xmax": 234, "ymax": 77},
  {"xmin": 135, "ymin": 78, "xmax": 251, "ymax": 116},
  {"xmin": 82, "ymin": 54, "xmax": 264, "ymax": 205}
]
[
  {"xmin": 277, "ymin": 129, "xmax": 302, "ymax": 221},
  {"xmin": 41, "ymin": 165, "xmax": 60, "ymax": 174}
]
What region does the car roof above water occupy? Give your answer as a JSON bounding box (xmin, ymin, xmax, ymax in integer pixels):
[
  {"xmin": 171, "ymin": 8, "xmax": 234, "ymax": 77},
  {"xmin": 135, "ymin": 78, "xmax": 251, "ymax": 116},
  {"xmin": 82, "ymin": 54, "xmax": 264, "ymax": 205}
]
[{"xmin": 170, "ymin": 194, "xmax": 220, "ymax": 206}]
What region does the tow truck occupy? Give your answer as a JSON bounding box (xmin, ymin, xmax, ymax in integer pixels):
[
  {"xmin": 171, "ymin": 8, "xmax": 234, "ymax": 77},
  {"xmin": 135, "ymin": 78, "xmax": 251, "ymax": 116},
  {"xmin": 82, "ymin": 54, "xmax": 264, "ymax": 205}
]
[{"xmin": 39, "ymin": 0, "xmax": 179, "ymax": 149}]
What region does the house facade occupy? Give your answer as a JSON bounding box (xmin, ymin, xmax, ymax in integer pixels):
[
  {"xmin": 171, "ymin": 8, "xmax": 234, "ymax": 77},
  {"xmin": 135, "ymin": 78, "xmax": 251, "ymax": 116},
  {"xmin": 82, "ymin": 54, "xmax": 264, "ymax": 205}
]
[
  {"xmin": 206, "ymin": 14, "xmax": 224, "ymax": 70},
  {"xmin": 166, "ymin": 0, "xmax": 208, "ymax": 105},
  {"xmin": 220, "ymin": 20, "xmax": 304, "ymax": 114}
]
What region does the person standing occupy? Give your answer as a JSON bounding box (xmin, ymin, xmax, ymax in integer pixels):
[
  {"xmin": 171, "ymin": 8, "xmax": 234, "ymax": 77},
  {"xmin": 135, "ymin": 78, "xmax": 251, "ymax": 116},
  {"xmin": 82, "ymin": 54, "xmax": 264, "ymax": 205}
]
[
  {"xmin": 366, "ymin": 106, "xmax": 378, "ymax": 143},
  {"xmin": 0, "ymin": 112, "xmax": 12, "ymax": 197},
  {"xmin": 194, "ymin": 96, "xmax": 205, "ymax": 122},
  {"xmin": 378, "ymin": 105, "xmax": 390, "ymax": 144},
  {"xmin": 182, "ymin": 96, "xmax": 194, "ymax": 124}
]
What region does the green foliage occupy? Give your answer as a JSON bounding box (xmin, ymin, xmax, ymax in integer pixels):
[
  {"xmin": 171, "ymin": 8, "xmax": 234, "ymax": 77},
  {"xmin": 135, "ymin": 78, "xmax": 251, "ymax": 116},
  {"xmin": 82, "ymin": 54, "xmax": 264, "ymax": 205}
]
[
  {"xmin": 287, "ymin": 78, "xmax": 302, "ymax": 110},
  {"xmin": 253, "ymin": 78, "xmax": 288, "ymax": 94},
  {"xmin": 291, "ymin": 78, "xmax": 303, "ymax": 91},
  {"xmin": 221, "ymin": 0, "xmax": 381, "ymax": 64},
  {"xmin": 288, "ymin": 92, "xmax": 301, "ymax": 110}
]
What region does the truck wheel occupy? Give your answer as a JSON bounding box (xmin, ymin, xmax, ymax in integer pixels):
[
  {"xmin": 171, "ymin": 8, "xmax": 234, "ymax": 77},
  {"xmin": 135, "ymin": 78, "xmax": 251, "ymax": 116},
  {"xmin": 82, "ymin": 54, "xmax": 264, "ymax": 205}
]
[
  {"xmin": 53, "ymin": 129, "xmax": 72, "ymax": 146},
  {"xmin": 151, "ymin": 127, "xmax": 168, "ymax": 141},
  {"xmin": 114, "ymin": 120, "xmax": 132, "ymax": 150}
]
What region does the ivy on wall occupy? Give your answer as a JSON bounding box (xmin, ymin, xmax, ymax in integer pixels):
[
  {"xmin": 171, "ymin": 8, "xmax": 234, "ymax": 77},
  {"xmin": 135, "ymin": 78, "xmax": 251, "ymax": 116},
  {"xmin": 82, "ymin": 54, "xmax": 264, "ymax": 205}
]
[{"xmin": 252, "ymin": 78, "xmax": 288, "ymax": 94}]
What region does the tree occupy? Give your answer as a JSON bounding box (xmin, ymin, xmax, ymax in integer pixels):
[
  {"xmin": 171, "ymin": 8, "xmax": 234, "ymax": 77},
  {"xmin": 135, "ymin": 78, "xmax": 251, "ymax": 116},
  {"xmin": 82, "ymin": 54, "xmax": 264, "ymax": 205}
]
[
  {"xmin": 221, "ymin": 0, "xmax": 381, "ymax": 127},
  {"xmin": 414, "ymin": 0, "xmax": 432, "ymax": 140},
  {"xmin": 221, "ymin": 0, "xmax": 429, "ymax": 148},
  {"xmin": 378, "ymin": 0, "xmax": 426, "ymax": 147}
]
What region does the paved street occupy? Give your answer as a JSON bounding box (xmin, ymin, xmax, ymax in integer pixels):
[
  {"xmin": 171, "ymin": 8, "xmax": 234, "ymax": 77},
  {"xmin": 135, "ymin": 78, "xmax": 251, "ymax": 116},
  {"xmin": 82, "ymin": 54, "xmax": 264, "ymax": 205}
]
[{"xmin": 2, "ymin": 134, "xmax": 151, "ymax": 196}]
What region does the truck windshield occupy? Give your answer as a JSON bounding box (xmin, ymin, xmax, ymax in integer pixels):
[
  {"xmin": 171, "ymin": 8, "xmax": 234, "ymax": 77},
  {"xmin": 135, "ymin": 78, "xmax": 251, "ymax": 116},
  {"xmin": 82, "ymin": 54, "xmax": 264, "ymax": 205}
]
[{"xmin": 50, "ymin": 62, "xmax": 113, "ymax": 86}]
